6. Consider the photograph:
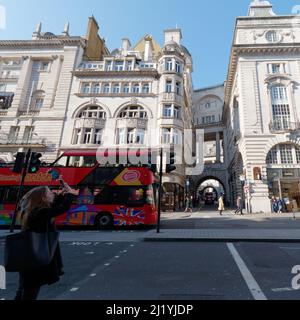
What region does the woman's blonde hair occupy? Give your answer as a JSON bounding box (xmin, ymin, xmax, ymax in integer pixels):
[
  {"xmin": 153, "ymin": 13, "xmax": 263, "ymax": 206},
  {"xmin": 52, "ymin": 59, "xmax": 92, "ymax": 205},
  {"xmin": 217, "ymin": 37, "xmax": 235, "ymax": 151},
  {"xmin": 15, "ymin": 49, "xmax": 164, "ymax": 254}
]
[{"xmin": 19, "ymin": 186, "xmax": 51, "ymax": 230}]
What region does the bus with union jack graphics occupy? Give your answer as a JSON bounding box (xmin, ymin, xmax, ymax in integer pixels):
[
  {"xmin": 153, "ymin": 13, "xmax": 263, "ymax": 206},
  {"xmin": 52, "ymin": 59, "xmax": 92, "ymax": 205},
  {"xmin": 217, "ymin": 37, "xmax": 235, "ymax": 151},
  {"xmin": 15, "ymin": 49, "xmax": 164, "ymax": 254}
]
[{"xmin": 0, "ymin": 150, "xmax": 158, "ymax": 229}]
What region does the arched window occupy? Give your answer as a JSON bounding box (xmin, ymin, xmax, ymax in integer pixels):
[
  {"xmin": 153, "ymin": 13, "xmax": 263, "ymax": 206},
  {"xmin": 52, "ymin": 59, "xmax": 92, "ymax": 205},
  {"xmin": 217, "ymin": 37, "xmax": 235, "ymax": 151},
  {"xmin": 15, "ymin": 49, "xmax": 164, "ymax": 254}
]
[
  {"xmin": 73, "ymin": 106, "xmax": 106, "ymax": 145},
  {"xmin": 116, "ymin": 106, "xmax": 148, "ymax": 145},
  {"xmin": 118, "ymin": 105, "xmax": 148, "ymax": 119},
  {"xmin": 81, "ymin": 83, "xmax": 91, "ymax": 94},
  {"xmin": 270, "ymin": 85, "xmax": 291, "ymax": 131},
  {"xmin": 123, "ymin": 83, "xmax": 130, "ymax": 93},
  {"xmin": 78, "ymin": 105, "xmax": 106, "ymax": 119},
  {"xmin": 92, "ymin": 84, "xmax": 100, "ymax": 94},
  {"xmin": 113, "ymin": 84, "xmax": 120, "ymax": 94},
  {"xmin": 267, "ymin": 144, "xmax": 300, "ymax": 165},
  {"xmin": 102, "ymin": 83, "xmax": 110, "ymax": 94},
  {"xmin": 132, "ymin": 84, "xmax": 140, "ymax": 94}
]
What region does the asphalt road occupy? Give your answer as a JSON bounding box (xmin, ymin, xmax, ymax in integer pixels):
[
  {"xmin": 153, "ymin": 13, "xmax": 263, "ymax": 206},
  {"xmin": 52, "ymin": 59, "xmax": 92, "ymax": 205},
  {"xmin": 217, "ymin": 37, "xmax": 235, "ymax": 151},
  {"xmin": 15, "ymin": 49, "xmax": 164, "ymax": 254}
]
[{"xmin": 1, "ymin": 235, "xmax": 300, "ymax": 300}]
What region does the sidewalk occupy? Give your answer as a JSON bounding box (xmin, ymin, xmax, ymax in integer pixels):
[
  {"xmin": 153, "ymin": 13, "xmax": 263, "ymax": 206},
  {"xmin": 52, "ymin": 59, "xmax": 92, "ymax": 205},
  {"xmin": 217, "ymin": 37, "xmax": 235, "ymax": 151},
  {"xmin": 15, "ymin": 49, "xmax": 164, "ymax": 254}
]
[{"xmin": 143, "ymin": 228, "xmax": 300, "ymax": 243}]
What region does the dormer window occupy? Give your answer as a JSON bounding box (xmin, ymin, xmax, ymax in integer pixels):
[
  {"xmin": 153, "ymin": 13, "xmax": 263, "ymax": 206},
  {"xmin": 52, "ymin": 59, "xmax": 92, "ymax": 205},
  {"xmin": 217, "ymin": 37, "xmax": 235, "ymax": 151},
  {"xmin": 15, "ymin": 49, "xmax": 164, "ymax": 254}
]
[
  {"xmin": 115, "ymin": 61, "xmax": 124, "ymax": 71},
  {"xmin": 106, "ymin": 60, "xmax": 112, "ymax": 71}
]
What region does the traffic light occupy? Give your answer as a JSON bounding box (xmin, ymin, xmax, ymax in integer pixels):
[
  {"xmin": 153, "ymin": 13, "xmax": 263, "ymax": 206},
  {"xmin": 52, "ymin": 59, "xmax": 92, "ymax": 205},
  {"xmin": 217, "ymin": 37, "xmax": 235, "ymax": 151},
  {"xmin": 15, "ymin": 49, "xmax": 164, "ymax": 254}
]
[
  {"xmin": 148, "ymin": 152, "xmax": 157, "ymax": 173},
  {"xmin": 12, "ymin": 152, "xmax": 25, "ymax": 173},
  {"xmin": 28, "ymin": 152, "xmax": 42, "ymax": 174},
  {"xmin": 166, "ymin": 150, "xmax": 176, "ymax": 173}
]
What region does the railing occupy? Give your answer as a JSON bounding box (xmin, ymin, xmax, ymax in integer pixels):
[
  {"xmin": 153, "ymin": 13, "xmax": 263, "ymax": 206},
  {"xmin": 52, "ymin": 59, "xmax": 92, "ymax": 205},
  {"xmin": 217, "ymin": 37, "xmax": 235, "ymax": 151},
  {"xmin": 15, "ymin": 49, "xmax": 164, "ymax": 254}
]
[
  {"xmin": 18, "ymin": 110, "xmax": 40, "ymax": 117},
  {"xmin": 0, "ymin": 134, "xmax": 47, "ymax": 146},
  {"xmin": 269, "ymin": 121, "xmax": 300, "ymax": 133},
  {"xmin": 77, "ymin": 62, "xmax": 104, "ymax": 70},
  {"xmin": 161, "ymin": 92, "xmax": 183, "ymax": 104}
]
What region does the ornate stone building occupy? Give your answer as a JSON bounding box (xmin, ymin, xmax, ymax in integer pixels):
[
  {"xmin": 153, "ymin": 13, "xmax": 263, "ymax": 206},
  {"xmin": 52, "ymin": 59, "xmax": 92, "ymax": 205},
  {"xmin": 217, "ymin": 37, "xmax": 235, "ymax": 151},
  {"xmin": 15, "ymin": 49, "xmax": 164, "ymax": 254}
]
[
  {"xmin": 0, "ymin": 17, "xmax": 107, "ymax": 163},
  {"xmin": 61, "ymin": 28, "xmax": 194, "ymax": 211},
  {"xmin": 224, "ymin": 0, "xmax": 300, "ymax": 212}
]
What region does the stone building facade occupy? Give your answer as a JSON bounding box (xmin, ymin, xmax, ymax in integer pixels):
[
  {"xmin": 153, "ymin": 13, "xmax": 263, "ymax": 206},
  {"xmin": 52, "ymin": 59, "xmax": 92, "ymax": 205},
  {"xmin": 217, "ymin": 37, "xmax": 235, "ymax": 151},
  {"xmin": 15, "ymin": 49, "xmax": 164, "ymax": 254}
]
[{"xmin": 224, "ymin": 0, "xmax": 300, "ymax": 213}]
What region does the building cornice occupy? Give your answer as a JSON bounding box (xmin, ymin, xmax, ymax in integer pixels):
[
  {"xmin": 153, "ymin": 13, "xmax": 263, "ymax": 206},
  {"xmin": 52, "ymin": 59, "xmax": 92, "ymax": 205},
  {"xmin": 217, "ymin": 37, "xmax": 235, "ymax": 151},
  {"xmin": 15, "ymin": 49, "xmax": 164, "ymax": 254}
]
[
  {"xmin": 73, "ymin": 70, "xmax": 160, "ymax": 79},
  {"xmin": 0, "ymin": 38, "xmax": 86, "ymax": 49},
  {"xmin": 224, "ymin": 43, "xmax": 300, "ymax": 107}
]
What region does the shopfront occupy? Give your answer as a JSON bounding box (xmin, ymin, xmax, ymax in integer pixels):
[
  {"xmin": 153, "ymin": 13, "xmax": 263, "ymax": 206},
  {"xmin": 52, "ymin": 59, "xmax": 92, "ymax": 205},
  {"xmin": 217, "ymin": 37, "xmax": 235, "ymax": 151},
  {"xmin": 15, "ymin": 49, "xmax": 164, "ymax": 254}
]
[{"xmin": 268, "ymin": 168, "xmax": 300, "ymax": 212}]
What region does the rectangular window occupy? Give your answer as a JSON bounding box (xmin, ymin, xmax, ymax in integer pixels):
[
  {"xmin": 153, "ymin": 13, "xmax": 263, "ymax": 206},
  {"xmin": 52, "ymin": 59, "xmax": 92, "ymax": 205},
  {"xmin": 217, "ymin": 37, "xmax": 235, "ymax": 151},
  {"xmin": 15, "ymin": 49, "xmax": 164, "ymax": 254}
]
[
  {"xmin": 271, "ymin": 64, "xmax": 281, "ymax": 74},
  {"xmin": 94, "ymin": 129, "xmax": 102, "ymax": 145},
  {"xmin": 165, "ymin": 81, "xmax": 172, "ymax": 93},
  {"xmin": 127, "ymin": 129, "xmax": 135, "ymax": 144},
  {"xmin": 280, "ymin": 145, "xmax": 293, "ymax": 164},
  {"xmin": 272, "ymin": 104, "xmax": 291, "ymax": 130},
  {"xmin": 173, "ymin": 129, "xmax": 182, "ymax": 145},
  {"xmin": 40, "ymin": 62, "xmax": 50, "ymax": 72},
  {"xmin": 73, "ymin": 129, "xmax": 82, "ymax": 145},
  {"xmin": 8, "ymin": 126, "xmax": 19, "ymax": 142},
  {"xmin": 113, "ymin": 84, "xmax": 120, "ymax": 93},
  {"xmin": 81, "ymin": 83, "xmax": 91, "ymax": 94},
  {"xmin": 163, "ymin": 105, "xmax": 172, "ymax": 117},
  {"xmin": 117, "ymin": 128, "xmax": 126, "ymax": 145},
  {"xmin": 271, "ymin": 87, "xmax": 287, "ymax": 101},
  {"xmin": 165, "ymin": 59, "xmax": 173, "ymax": 71},
  {"xmin": 23, "ymin": 126, "xmax": 34, "ymax": 142},
  {"xmin": 136, "ymin": 129, "xmax": 145, "ymax": 145},
  {"xmin": 83, "ymin": 129, "xmax": 92, "ymax": 144},
  {"xmin": 175, "ymin": 61, "xmax": 181, "ymax": 74},
  {"xmin": 0, "ymin": 84, "xmax": 6, "ymax": 92},
  {"xmin": 162, "ymin": 128, "xmax": 171, "ymax": 144},
  {"xmin": 296, "ymin": 148, "xmax": 300, "ymax": 164},
  {"xmin": 123, "ymin": 84, "xmax": 130, "ymax": 93},
  {"xmin": 115, "ymin": 61, "xmax": 124, "ymax": 71},
  {"xmin": 106, "ymin": 60, "xmax": 112, "ymax": 71},
  {"xmin": 35, "ymin": 98, "xmax": 44, "ymax": 109},
  {"xmin": 126, "ymin": 61, "xmax": 133, "ymax": 71}
]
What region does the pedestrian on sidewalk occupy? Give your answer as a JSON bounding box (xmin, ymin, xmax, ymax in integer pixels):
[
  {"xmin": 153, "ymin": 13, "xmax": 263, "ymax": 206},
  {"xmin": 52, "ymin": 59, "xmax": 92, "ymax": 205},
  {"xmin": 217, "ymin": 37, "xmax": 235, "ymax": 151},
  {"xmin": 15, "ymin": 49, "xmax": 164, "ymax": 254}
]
[
  {"xmin": 235, "ymin": 196, "xmax": 244, "ymax": 215},
  {"xmin": 218, "ymin": 194, "xmax": 225, "ymax": 216},
  {"xmin": 14, "ymin": 179, "xmax": 77, "ymax": 301},
  {"xmin": 184, "ymin": 196, "xmax": 193, "ymax": 213},
  {"xmin": 277, "ymin": 197, "xmax": 283, "ymax": 214},
  {"xmin": 271, "ymin": 196, "xmax": 278, "ymax": 214}
]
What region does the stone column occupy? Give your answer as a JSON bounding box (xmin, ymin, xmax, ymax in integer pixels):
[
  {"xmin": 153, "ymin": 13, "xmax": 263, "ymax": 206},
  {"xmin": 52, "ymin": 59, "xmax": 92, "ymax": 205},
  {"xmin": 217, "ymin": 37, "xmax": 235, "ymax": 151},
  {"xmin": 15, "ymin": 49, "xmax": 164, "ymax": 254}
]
[{"xmin": 216, "ymin": 132, "xmax": 221, "ymax": 163}]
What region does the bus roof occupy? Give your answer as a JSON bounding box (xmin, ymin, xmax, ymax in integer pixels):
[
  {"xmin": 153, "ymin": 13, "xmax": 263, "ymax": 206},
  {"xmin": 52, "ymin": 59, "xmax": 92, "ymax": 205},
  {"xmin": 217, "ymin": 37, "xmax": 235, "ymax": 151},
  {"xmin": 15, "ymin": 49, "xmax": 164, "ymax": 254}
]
[{"xmin": 62, "ymin": 149, "xmax": 154, "ymax": 158}]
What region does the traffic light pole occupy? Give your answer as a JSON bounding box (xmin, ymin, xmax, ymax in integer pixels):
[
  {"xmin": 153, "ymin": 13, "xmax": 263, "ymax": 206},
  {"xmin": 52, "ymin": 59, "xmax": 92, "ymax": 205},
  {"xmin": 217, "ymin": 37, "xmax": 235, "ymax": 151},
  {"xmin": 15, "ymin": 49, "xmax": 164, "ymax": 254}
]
[
  {"xmin": 10, "ymin": 148, "xmax": 31, "ymax": 233},
  {"xmin": 156, "ymin": 147, "xmax": 163, "ymax": 234}
]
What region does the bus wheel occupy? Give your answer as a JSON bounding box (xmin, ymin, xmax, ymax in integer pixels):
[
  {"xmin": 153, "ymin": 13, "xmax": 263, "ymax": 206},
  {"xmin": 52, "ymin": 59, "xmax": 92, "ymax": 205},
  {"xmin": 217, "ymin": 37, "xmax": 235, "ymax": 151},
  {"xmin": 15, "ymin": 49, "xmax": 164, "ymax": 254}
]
[{"xmin": 95, "ymin": 213, "xmax": 114, "ymax": 230}]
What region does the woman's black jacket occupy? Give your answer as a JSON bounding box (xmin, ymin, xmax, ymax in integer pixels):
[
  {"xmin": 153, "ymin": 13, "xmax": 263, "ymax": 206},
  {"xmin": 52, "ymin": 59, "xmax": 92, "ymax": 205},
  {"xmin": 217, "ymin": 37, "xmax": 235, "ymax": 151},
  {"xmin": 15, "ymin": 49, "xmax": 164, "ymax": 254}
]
[{"xmin": 20, "ymin": 193, "xmax": 73, "ymax": 289}]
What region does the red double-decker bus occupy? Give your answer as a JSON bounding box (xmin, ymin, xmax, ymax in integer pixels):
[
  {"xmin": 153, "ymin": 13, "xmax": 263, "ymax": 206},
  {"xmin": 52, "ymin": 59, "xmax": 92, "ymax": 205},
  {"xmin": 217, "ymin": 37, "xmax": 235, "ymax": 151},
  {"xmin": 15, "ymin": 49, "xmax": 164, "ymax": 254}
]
[{"xmin": 0, "ymin": 150, "xmax": 158, "ymax": 229}]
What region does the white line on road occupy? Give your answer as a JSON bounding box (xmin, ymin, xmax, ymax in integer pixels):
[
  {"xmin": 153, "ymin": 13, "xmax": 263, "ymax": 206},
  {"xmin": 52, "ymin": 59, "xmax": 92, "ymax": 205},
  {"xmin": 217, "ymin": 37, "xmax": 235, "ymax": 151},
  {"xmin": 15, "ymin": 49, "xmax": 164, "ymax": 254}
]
[
  {"xmin": 90, "ymin": 274, "xmax": 97, "ymax": 277},
  {"xmin": 115, "ymin": 256, "xmax": 120, "ymax": 259},
  {"xmin": 279, "ymin": 247, "xmax": 300, "ymax": 251},
  {"xmin": 104, "ymin": 263, "xmax": 110, "ymax": 267},
  {"xmin": 272, "ymin": 287, "xmax": 294, "ymax": 293},
  {"xmin": 227, "ymin": 243, "xmax": 267, "ymax": 301},
  {"xmin": 70, "ymin": 288, "xmax": 79, "ymax": 292}
]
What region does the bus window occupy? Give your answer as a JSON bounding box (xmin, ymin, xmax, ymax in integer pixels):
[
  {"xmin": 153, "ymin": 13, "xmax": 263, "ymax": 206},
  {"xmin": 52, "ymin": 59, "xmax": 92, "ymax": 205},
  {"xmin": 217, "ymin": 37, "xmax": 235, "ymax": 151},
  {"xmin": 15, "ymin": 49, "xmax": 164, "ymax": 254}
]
[
  {"xmin": 83, "ymin": 156, "xmax": 97, "ymax": 167},
  {"xmin": 69, "ymin": 156, "xmax": 81, "ymax": 167},
  {"xmin": 53, "ymin": 156, "xmax": 69, "ymax": 167},
  {"xmin": 0, "ymin": 187, "xmax": 5, "ymax": 202},
  {"xmin": 94, "ymin": 187, "xmax": 109, "ymax": 205}
]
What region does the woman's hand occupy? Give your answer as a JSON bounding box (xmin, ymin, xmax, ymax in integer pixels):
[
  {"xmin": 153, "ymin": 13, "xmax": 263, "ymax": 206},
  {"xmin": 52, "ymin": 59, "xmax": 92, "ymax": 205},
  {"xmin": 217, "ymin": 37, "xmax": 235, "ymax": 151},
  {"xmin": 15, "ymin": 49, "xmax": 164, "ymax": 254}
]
[{"xmin": 59, "ymin": 176, "xmax": 79, "ymax": 196}]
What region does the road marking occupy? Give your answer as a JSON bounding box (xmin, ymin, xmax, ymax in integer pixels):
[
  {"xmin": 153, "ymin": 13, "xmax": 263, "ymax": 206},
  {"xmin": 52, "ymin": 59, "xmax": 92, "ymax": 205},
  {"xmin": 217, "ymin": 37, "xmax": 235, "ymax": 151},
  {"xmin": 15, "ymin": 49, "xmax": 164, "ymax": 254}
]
[
  {"xmin": 90, "ymin": 274, "xmax": 97, "ymax": 277},
  {"xmin": 70, "ymin": 288, "xmax": 79, "ymax": 292},
  {"xmin": 121, "ymin": 250, "xmax": 128, "ymax": 253},
  {"xmin": 272, "ymin": 287, "xmax": 294, "ymax": 293},
  {"xmin": 115, "ymin": 256, "xmax": 120, "ymax": 259},
  {"xmin": 106, "ymin": 243, "xmax": 114, "ymax": 246},
  {"xmin": 280, "ymin": 247, "xmax": 300, "ymax": 251},
  {"xmin": 104, "ymin": 263, "xmax": 110, "ymax": 267},
  {"xmin": 85, "ymin": 252, "xmax": 95, "ymax": 255},
  {"xmin": 227, "ymin": 243, "xmax": 267, "ymax": 301},
  {"xmin": 130, "ymin": 245, "xmax": 135, "ymax": 247}
]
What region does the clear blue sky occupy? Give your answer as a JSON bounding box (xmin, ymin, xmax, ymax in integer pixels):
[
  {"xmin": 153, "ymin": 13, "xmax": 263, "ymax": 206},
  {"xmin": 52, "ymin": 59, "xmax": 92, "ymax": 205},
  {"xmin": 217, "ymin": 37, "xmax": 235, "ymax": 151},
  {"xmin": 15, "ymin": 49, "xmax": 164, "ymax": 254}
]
[{"xmin": 0, "ymin": 0, "xmax": 298, "ymax": 88}]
